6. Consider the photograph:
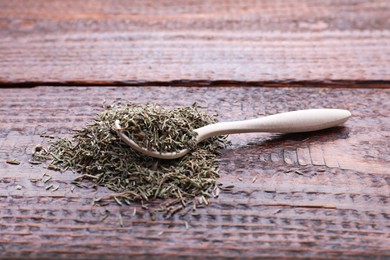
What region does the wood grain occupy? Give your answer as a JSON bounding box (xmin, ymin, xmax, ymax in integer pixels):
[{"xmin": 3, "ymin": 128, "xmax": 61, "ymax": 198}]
[
  {"xmin": 0, "ymin": 86, "xmax": 389, "ymax": 259},
  {"xmin": 0, "ymin": 0, "xmax": 389, "ymax": 85}
]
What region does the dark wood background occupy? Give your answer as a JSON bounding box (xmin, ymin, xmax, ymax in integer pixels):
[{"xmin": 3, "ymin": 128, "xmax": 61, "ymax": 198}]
[
  {"xmin": 1, "ymin": 0, "xmax": 389, "ymax": 85},
  {"xmin": 0, "ymin": 1, "xmax": 389, "ymax": 259}
]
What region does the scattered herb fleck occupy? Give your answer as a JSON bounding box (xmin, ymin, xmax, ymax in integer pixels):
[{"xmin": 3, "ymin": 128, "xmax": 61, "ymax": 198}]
[
  {"xmin": 6, "ymin": 159, "xmax": 20, "ymax": 165},
  {"xmin": 45, "ymin": 184, "xmax": 54, "ymax": 190},
  {"xmin": 118, "ymin": 213, "xmax": 124, "ymax": 227},
  {"xmin": 29, "ymin": 178, "xmax": 41, "ymax": 183},
  {"xmin": 47, "ymin": 164, "xmax": 61, "ymax": 171},
  {"xmin": 99, "ymin": 210, "xmax": 110, "ymax": 222},
  {"xmin": 51, "ymin": 185, "xmax": 60, "ymax": 192},
  {"xmin": 40, "ymin": 132, "xmax": 55, "ymax": 139},
  {"xmin": 252, "ymin": 175, "xmax": 258, "ymax": 183},
  {"xmin": 42, "ymin": 173, "xmax": 52, "ymax": 183},
  {"xmin": 28, "ymin": 160, "xmax": 42, "ymax": 165}
]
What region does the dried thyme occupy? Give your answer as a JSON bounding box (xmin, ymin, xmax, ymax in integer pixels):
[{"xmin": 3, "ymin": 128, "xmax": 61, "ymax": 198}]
[
  {"xmin": 33, "ymin": 102, "xmax": 229, "ymax": 214},
  {"xmin": 6, "ymin": 159, "xmax": 21, "ymax": 165}
]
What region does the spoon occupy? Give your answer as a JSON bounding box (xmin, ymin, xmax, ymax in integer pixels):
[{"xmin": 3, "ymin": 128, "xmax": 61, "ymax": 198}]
[{"xmin": 115, "ymin": 109, "xmax": 351, "ymax": 160}]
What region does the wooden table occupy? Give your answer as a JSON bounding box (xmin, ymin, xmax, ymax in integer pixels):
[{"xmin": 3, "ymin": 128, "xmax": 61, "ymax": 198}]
[{"xmin": 1, "ymin": 1, "xmax": 389, "ymax": 259}]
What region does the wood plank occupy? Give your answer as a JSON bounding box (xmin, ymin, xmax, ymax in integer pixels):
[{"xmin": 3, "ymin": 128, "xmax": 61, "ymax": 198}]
[
  {"xmin": 0, "ymin": 86, "xmax": 389, "ymax": 259},
  {"xmin": 0, "ymin": 0, "xmax": 389, "ymax": 85}
]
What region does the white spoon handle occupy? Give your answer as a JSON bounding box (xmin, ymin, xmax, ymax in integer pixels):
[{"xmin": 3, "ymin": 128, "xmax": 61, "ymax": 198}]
[{"xmin": 196, "ymin": 109, "xmax": 351, "ymax": 142}]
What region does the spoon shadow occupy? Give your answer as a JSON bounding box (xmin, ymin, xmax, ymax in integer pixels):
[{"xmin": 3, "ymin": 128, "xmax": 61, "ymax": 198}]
[{"xmin": 224, "ymin": 126, "xmax": 350, "ymax": 154}]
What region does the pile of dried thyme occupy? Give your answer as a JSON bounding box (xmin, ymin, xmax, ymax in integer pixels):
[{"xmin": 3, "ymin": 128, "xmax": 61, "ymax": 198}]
[{"xmin": 33, "ymin": 102, "xmax": 229, "ymax": 215}]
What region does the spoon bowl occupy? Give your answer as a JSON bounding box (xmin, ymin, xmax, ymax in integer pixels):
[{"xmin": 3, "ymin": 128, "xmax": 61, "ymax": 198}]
[{"xmin": 115, "ymin": 109, "xmax": 351, "ymax": 159}]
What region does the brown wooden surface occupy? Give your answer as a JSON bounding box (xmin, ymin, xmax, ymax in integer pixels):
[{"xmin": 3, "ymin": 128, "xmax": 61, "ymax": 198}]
[
  {"xmin": 1, "ymin": 0, "xmax": 390, "ymax": 259},
  {"xmin": 0, "ymin": 0, "xmax": 389, "ymax": 85},
  {"xmin": 1, "ymin": 86, "xmax": 389, "ymax": 259}
]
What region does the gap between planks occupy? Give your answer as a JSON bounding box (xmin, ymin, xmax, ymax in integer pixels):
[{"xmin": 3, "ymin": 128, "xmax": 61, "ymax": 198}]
[{"xmin": 0, "ymin": 80, "xmax": 390, "ymax": 88}]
